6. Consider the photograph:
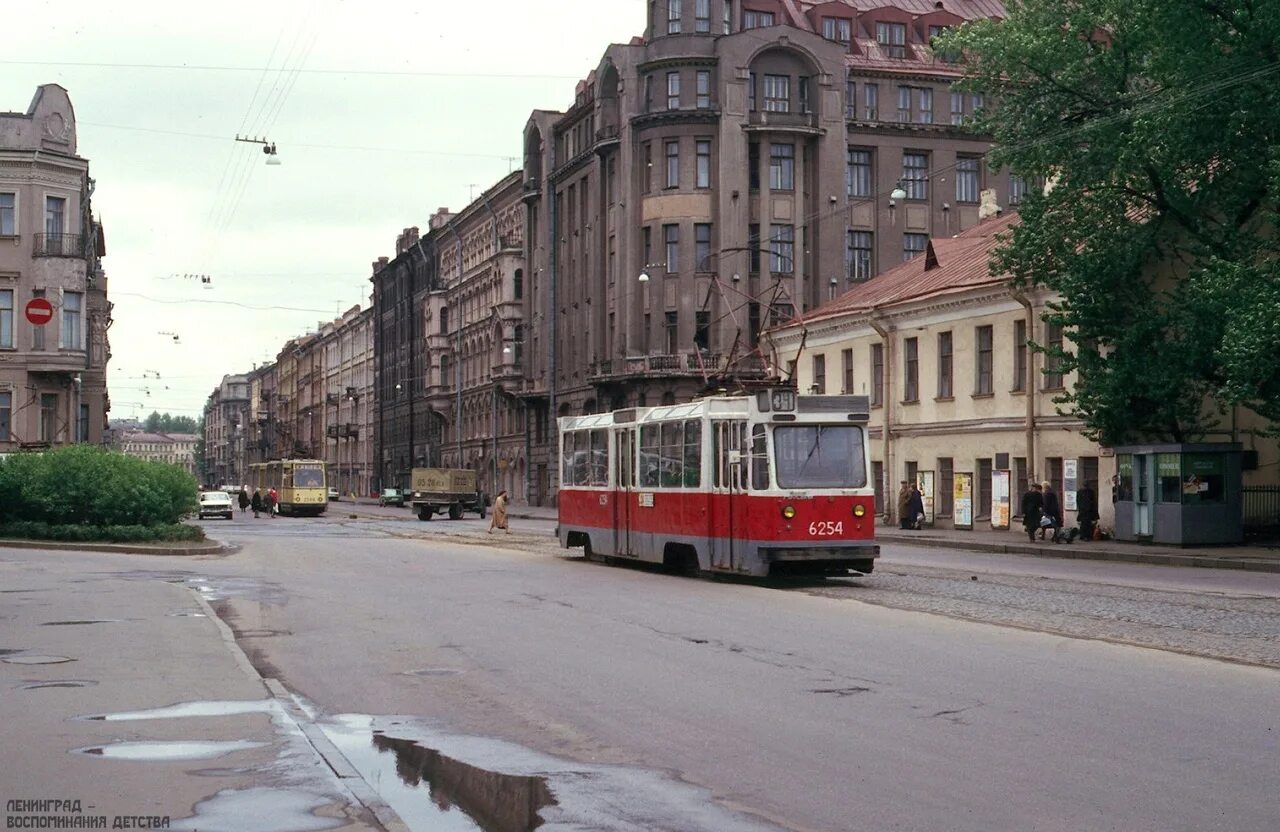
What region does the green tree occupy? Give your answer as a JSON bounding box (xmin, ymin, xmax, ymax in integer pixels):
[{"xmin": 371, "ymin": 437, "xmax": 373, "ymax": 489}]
[
  {"xmin": 143, "ymin": 411, "xmax": 200, "ymax": 433},
  {"xmin": 942, "ymin": 0, "xmax": 1280, "ymax": 444}
]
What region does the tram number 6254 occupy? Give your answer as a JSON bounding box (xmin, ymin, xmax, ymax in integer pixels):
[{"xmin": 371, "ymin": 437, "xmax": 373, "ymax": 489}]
[{"xmin": 808, "ymin": 520, "xmax": 844, "ymax": 536}]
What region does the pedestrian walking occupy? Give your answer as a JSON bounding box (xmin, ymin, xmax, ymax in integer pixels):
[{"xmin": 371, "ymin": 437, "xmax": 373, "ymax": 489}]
[
  {"xmin": 250, "ymin": 489, "xmax": 263, "ymax": 519},
  {"xmin": 1020, "ymin": 483, "xmax": 1043, "ymax": 542},
  {"xmin": 896, "ymin": 481, "xmax": 913, "ymax": 530},
  {"xmin": 488, "ymin": 490, "xmax": 510, "ymax": 534},
  {"xmin": 238, "ymin": 487, "xmax": 250, "ymax": 515},
  {"xmin": 1041, "ymin": 481, "xmax": 1063, "ymax": 542},
  {"xmin": 267, "ymin": 487, "xmax": 278, "ymax": 518},
  {"xmin": 907, "ymin": 483, "xmax": 925, "ymax": 530},
  {"xmin": 1075, "ymin": 482, "xmax": 1098, "ymax": 542}
]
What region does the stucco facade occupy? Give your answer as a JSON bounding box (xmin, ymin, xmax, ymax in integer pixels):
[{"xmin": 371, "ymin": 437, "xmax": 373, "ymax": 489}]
[
  {"xmin": 321, "ymin": 305, "xmax": 373, "ymax": 497},
  {"xmin": 0, "ymin": 84, "xmax": 111, "ymax": 450},
  {"xmin": 114, "ymin": 431, "xmax": 198, "ymax": 477}
]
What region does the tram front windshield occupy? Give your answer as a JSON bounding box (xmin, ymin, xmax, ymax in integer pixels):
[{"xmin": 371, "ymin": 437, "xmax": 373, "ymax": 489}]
[
  {"xmin": 291, "ymin": 466, "xmax": 324, "ymax": 488},
  {"xmin": 773, "ymin": 425, "xmax": 867, "ymax": 489}
]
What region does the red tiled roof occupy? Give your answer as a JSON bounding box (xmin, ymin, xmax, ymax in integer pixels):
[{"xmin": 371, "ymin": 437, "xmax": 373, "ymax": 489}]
[
  {"xmin": 798, "ymin": 0, "xmax": 1005, "ymax": 17},
  {"xmin": 790, "ymin": 211, "xmax": 1019, "ymax": 328}
]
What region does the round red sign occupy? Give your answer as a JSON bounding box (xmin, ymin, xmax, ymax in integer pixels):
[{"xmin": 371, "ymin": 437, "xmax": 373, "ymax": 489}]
[{"xmin": 25, "ymin": 297, "xmax": 54, "ymax": 325}]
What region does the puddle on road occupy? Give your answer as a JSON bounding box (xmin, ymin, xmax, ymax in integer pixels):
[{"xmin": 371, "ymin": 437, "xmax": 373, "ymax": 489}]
[
  {"xmin": 167, "ymin": 787, "xmax": 347, "ymax": 832},
  {"xmin": 81, "ymin": 699, "xmax": 279, "ymax": 721},
  {"xmin": 167, "ymin": 611, "xmax": 207, "ymax": 618},
  {"xmin": 19, "ymin": 680, "xmax": 98, "ymax": 690},
  {"xmin": 3, "ymin": 654, "xmax": 74, "ymax": 665},
  {"xmin": 403, "ymin": 667, "xmax": 465, "ymax": 677},
  {"xmin": 322, "ymin": 716, "xmax": 553, "ymax": 832},
  {"xmin": 74, "ymin": 740, "xmax": 268, "ymax": 761},
  {"xmin": 42, "ymin": 619, "xmax": 121, "ymax": 626}
]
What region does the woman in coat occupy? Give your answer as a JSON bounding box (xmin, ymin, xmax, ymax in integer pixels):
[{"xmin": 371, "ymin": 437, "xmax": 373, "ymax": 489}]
[
  {"xmin": 238, "ymin": 487, "xmax": 250, "ymax": 514},
  {"xmin": 1040, "ymin": 482, "xmax": 1063, "ymax": 542},
  {"xmin": 1020, "ymin": 483, "xmax": 1042, "ymax": 542},
  {"xmin": 250, "ymin": 489, "xmax": 263, "ymax": 519},
  {"xmin": 488, "ymin": 490, "xmax": 509, "ymax": 534},
  {"xmin": 907, "ymin": 485, "xmax": 925, "ymax": 530}
]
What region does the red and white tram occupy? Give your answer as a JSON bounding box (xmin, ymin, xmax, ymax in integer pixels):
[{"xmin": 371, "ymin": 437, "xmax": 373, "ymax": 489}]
[{"xmin": 558, "ymin": 388, "xmax": 878, "ymax": 577}]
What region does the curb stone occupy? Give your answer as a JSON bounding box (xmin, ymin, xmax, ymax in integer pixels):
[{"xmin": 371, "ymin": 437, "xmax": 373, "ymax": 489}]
[{"xmin": 0, "ymin": 537, "xmax": 229, "ymax": 557}]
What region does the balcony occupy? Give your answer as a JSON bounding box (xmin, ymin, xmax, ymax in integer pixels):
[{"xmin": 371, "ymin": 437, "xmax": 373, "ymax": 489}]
[
  {"xmin": 498, "ymin": 232, "xmax": 523, "ymax": 251},
  {"xmin": 594, "ymin": 124, "xmax": 620, "ymax": 153},
  {"xmin": 33, "ymin": 233, "xmax": 84, "ymax": 258},
  {"xmin": 326, "ymin": 392, "xmax": 340, "ymax": 405},
  {"xmin": 745, "ymin": 110, "xmax": 821, "ymax": 133},
  {"xmin": 588, "ymin": 352, "xmax": 771, "ymax": 383}
]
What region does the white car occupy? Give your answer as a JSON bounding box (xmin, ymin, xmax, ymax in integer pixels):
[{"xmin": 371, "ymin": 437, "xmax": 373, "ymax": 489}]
[
  {"xmin": 198, "ymin": 490, "xmax": 234, "ymax": 520},
  {"xmin": 327, "ymin": 487, "xmax": 340, "ymax": 501}
]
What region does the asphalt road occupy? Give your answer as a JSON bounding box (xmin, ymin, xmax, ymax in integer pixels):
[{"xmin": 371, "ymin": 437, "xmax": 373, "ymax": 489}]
[{"xmin": 4, "ymin": 514, "xmax": 1278, "ymax": 832}]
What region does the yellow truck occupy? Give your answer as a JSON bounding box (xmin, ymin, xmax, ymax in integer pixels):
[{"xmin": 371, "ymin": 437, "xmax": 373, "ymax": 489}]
[{"xmin": 409, "ymin": 468, "xmax": 488, "ymax": 521}]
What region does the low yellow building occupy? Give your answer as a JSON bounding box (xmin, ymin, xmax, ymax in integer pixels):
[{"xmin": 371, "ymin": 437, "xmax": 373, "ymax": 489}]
[{"xmin": 766, "ymin": 213, "xmax": 1275, "ymax": 534}]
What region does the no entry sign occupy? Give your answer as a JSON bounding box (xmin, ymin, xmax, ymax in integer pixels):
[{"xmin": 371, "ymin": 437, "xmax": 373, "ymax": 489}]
[{"xmin": 25, "ymin": 297, "xmax": 54, "ymax": 326}]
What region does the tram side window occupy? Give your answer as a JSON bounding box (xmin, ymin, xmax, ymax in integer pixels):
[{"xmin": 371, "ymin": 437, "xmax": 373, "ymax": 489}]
[
  {"xmin": 589, "ymin": 429, "xmax": 609, "ymax": 486},
  {"xmin": 562, "ymin": 433, "xmax": 574, "ymax": 486},
  {"xmin": 640, "ymin": 424, "xmax": 661, "ymax": 488},
  {"xmin": 682, "ymin": 420, "xmax": 701, "ymax": 487},
  {"xmin": 660, "ymin": 421, "xmax": 683, "ymax": 487},
  {"xmin": 751, "ymin": 424, "xmax": 771, "ymax": 490}
]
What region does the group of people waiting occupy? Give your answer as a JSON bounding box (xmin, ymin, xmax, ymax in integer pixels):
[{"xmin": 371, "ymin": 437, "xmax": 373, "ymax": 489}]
[
  {"xmin": 237, "ymin": 487, "xmax": 278, "ymax": 518},
  {"xmin": 1020, "ymin": 481, "xmax": 1099, "ymax": 543}
]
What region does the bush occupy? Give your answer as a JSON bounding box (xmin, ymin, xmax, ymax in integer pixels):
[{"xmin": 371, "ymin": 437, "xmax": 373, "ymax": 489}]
[
  {"xmin": 0, "ymin": 521, "xmax": 204, "ymax": 544},
  {"xmin": 0, "ymin": 446, "xmax": 200, "ymax": 528}
]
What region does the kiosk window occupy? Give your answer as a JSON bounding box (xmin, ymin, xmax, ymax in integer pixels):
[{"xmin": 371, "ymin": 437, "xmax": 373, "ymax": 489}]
[
  {"xmin": 1156, "ymin": 453, "xmax": 1181, "ymax": 503},
  {"xmin": 1182, "ymin": 454, "xmax": 1226, "ymax": 504}
]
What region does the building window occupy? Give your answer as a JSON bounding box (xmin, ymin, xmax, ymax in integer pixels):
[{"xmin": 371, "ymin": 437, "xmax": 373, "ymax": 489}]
[
  {"xmin": 78, "ymin": 403, "xmax": 89, "ymax": 443},
  {"xmin": 696, "ymin": 139, "xmax": 711, "ymax": 188},
  {"xmin": 822, "ymin": 17, "xmax": 851, "ymax": 44},
  {"xmin": 747, "ymin": 72, "xmax": 756, "ymax": 112},
  {"xmin": 847, "ymin": 230, "xmax": 872, "ymax": 280},
  {"xmin": 903, "ymin": 337, "xmax": 919, "ymax": 402},
  {"xmin": 748, "ymin": 224, "xmax": 761, "ymax": 273},
  {"xmin": 769, "ymin": 303, "xmax": 795, "ymax": 327},
  {"xmin": 665, "ymin": 311, "xmax": 679, "ymax": 353},
  {"xmin": 972, "ymin": 92, "xmax": 985, "ymax": 114},
  {"xmin": 1014, "ymin": 457, "xmax": 1028, "ymax": 507},
  {"xmin": 876, "ymin": 21, "xmax": 907, "ymax": 58},
  {"xmin": 938, "ymin": 456, "xmax": 954, "ymax": 516},
  {"xmin": 977, "ymin": 458, "xmax": 993, "ymax": 519},
  {"xmin": 769, "ymin": 224, "xmax": 794, "ymax": 273},
  {"xmin": 956, "ymin": 156, "xmax": 981, "ymax": 203},
  {"xmin": 694, "ymin": 310, "xmax": 711, "ymax": 351},
  {"xmin": 938, "ymin": 331, "xmax": 953, "ymax": 398},
  {"xmin": 812, "ymin": 354, "xmax": 826, "ymax": 394},
  {"xmin": 0, "ymin": 193, "xmax": 14, "ymax": 236},
  {"xmin": 798, "ymin": 77, "xmax": 811, "ymax": 113},
  {"xmin": 45, "ymin": 196, "xmax": 66, "ymax": 237},
  {"xmin": 1013, "ymin": 318, "xmax": 1028, "ymax": 392},
  {"xmin": 748, "ymin": 141, "xmax": 760, "ymax": 191},
  {"xmin": 917, "ymin": 87, "xmax": 933, "ymax": 123},
  {"xmin": 667, "ymin": 71, "xmax": 681, "ymax": 109},
  {"xmin": 870, "ymin": 343, "xmax": 884, "ymax": 406},
  {"xmin": 665, "ymin": 139, "xmax": 679, "ymax": 187},
  {"xmin": 845, "ymin": 78, "xmax": 856, "ymax": 119},
  {"xmin": 513, "ymin": 268, "xmax": 523, "ymax": 299},
  {"xmin": 668, "ymin": 0, "xmax": 682, "ymax": 33},
  {"xmin": 903, "ymin": 152, "xmax": 928, "ymax": 199},
  {"xmin": 744, "ymin": 9, "xmax": 774, "ymax": 28},
  {"xmin": 723, "ymin": 0, "xmax": 733, "ymax": 33},
  {"xmin": 976, "ymin": 324, "xmax": 994, "ymax": 395},
  {"xmin": 60, "ymin": 291, "xmax": 83, "ymax": 350},
  {"xmin": 664, "ymin": 224, "xmax": 679, "ymax": 273},
  {"xmin": 694, "ymin": 223, "xmax": 712, "ymax": 270},
  {"xmin": 864, "ymin": 83, "xmax": 879, "ymax": 120},
  {"xmin": 1044, "ymin": 322, "xmax": 1065, "ymax": 389},
  {"xmin": 31, "ymin": 289, "xmax": 44, "ymax": 351},
  {"xmin": 695, "ymin": 0, "xmax": 710, "ymax": 31},
  {"xmin": 903, "ymin": 233, "xmax": 928, "ymax": 261},
  {"xmin": 841, "ymin": 348, "xmax": 854, "ymax": 394},
  {"xmin": 769, "ymin": 143, "xmax": 794, "ymax": 191},
  {"xmin": 747, "ymin": 301, "xmax": 761, "ymax": 345},
  {"xmin": 763, "ymin": 74, "xmax": 789, "ymax": 112},
  {"xmin": 644, "ymin": 75, "xmax": 654, "ymax": 112},
  {"xmin": 641, "ymin": 142, "xmax": 653, "ymax": 193},
  {"xmin": 950, "ymin": 90, "xmax": 965, "ymax": 125},
  {"xmin": 440, "ymin": 307, "xmax": 449, "ymax": 334},
  {"xmin": 40, "ymin": 393, "xmax": 58, "ymax": 443},
  {"xmin": 0, "ymin": 391, "xmax": 9, "ymax": 441},
  {"xmin": 696, "ymin": 70, "xmax": 711, "ymax": 109},
  {"xmin": 847, "ymin": 148, "xmax": 872, "ymax": 198},
  {"xmin": 897, "ymin": 85, "xmax": 912, "ymax": 122},
  {"xmin": 0, "ymin": 289, "xmax": 12, "ymax": 348}
]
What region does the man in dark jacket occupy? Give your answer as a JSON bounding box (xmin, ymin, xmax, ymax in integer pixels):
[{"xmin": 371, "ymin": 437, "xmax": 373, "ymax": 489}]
[
  {"xmin": 907, "ymin": 484, "xmax": 925, "ymax": 530},
  {"xmin": 1075, "ymin": 483, "xmax": 1098, "ymax": 542},
  {"xmin": 1021, "ymin": 483, "xmax": 1043, "ymax": 542},
  {"xmin": 1041, "ymin": 482, "xmax": 1063, "ymax": 542}
]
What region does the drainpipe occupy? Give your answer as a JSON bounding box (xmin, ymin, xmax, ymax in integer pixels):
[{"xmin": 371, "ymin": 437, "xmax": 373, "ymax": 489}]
[
  {"xmin": 1011, "ymin": 289, "xmax": 1036, "ymax": 479},
  {"xmin": 867, "ymin": 314, "xmax": 894, "ymax": 523}
]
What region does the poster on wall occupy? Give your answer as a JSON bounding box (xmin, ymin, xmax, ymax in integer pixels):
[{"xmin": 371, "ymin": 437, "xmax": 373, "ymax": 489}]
[
  {"xmin": 992, "ymin": 469, "xmax": 1011, "ymax": 529},
  {"xmin": 954, "ymin": 472, "xmax": 974, "ymax": 529},
  {"xmin": 1064, "ymin": 459, "xmax": 1079, "ymax": 511},
  {"xmin": 917, "ymin": 470, "xmax": 935, "ymax": 526}
]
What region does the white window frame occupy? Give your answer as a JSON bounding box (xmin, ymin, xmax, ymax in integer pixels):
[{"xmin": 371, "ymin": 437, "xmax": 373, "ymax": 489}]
[
  {"xmin": 847, "ymin": 148, "xmax": 872, "ymax": 198},
  {"xmin": 769, "ymin": 143, "xmax": 795, "ymax": 191},
  {"xmin": 763, "ymin": 74, "xmax": 790, "ymax": 113},
  {"xmin": 668, "ymin": 0, "xmax": 682, "ymax": 34},
  {"xmin": 667, "ymin": 71, "xmax": 681, "ymax": 110},
  {"xmin": 847, "ymin": 230, "xmax": 873, "ymax": 280},
  {"xmin": 695, "ymin": 139, "xmax": 712, "ymax": 188},
  {"xmin": 0, "ymin": 290, "xmax": 12, "ymax": 348},
  {"xmin": 0, "ymin": 192, "xmax": 16, "ymax": 236},
  {"xmin": 903, "ymin": 152, "xmax": 929, "ymax": 200},
  {"xmin": 695, "ymin": 0, "xmax": 710, "ymax": 32},
  {"xmin": 956, "ymin": 157, "xmax": 981, "ymax": 203},
  {"xmin": 60, "ymin": 290, "xmax": 83, "ymax": 350},
  {"xmin": 696, "ymin": 70, "xmax": 711, "ymax": 109}
]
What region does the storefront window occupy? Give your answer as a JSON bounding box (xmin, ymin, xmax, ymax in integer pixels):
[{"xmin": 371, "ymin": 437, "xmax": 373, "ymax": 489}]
[
  {"xmin": 1156, "ymin": 453, "xmax": 1181, "ymax": 503},
  {"xmin": 1181, "ymin": 454, "xmax": 1226, "ymax": 504},
  {"xmin": 1115, "ymin": 454, "xmax": 1134, "ymax": 502}
]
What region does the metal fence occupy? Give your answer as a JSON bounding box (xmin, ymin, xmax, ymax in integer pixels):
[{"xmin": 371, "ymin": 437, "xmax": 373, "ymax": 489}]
[{"xmin": 1243, "ymin": 485, "xmax": 1280, "ymax": 539}]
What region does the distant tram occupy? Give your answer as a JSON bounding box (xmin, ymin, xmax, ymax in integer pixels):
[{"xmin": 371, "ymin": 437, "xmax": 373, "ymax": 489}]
[
  {"xmin": 247, "ymin": 459, "xmax": 328, "ymax": 516},
  {"xmin": 558, "ymin": 389, "xmax": 878, "ymax": 577}
]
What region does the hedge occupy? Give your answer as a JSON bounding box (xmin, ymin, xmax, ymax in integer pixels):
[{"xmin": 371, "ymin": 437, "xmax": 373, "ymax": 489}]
[
  {"xmin": 0, "ymin": 445, "xmax": 202, "ymax": 533},
  {"xmin": 0, "ymin": 521, "xmax": 205, "ymax": 543}
]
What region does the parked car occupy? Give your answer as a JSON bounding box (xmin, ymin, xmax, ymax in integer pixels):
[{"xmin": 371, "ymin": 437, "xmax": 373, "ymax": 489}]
[
  {"xmin": 379, "ymin": 488, "xmax": 405, "ymax": 507},
  {"xmin": 327, "ymin": 487, "xmax": 340, "ymax": 501},
  {"xmin": 198, "ymin": 490, "xmax": 234, "ymax": 520}
]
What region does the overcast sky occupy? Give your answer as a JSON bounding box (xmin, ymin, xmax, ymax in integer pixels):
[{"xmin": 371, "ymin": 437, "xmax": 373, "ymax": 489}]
[{"xmin": 4, "ymin": 0, "xmax": 641, "ymax": 421}]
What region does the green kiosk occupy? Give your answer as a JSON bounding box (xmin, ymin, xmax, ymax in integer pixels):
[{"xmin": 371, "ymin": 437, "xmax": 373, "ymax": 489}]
[{"xmin": 1112, "ymin": 443, "xmax": 1243, "ymax": 545}]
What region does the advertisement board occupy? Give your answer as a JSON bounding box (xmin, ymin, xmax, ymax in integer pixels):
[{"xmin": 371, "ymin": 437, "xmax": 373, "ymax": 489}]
[
  {"xmin": 1064, "ymin": 459, "xmax": 1079, "ymax": 511},
  {"xmin": 954, "ymin": 472, "xmax": 973, "ymax": 529},
  {"xmin": 992, "ymin": 469, "xmax": 1011, "ymax": 529}
]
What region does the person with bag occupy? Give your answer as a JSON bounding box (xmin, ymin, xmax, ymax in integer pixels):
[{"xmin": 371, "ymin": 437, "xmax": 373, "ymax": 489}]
[
  {"xmin": 267, "ymin": 487, "xmax": 278, "ymax": 518},
  {"xmin": 1074, "ymin": 482, "xmax": 1098, "ymax": 543},
  {"xmin": 1020, "ymin": 483, "xmax": 1043, "ymax": 542},
  {"xmin": 1040, "ymin": 481, "xmax": 1063, "ymax": 542},
  {"xmin": 907, "ymin": 483, "xmax": 925, "ymax": 530},
  {"xmin": 896, "ymin": 481, "xmax": 913, "ymax": 530}
]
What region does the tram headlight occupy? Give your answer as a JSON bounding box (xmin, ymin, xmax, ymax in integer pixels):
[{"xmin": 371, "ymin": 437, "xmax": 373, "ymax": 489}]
[
  {"xmin": 853, "ymin": 504, "xmax": 866, "ymax": 517},
  {"xmin": 781, "ymin": 505, "xmax": 796, "ymax": 519}
]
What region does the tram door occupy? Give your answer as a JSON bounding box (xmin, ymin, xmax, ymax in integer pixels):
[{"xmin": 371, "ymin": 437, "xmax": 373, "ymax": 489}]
[
  {"xmin": 710, "ymin": 421, "xmax": 747, "ymax": 570},
  {"xmin": 613, "ymin": 427, "xmax": 635, "ymax": 556}
]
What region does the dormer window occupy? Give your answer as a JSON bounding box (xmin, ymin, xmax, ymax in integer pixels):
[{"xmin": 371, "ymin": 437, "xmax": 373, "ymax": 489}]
[
  {"xmin": 930, "ymin": 25, "xmax": 960, "ymax": 62},
  {"xmin": 876, "ymin": 21, "xmax": 907, "ymax": 58},
  {"xmin": 743, "ymin": 9, "xmax": 774, "ymax": 29},
  {"xmin": 822, "ymin": 17, "xmax": 851, "ymax": 45},
  {"xmin": 668, "ymin": 0, "xmax": 683, "ymax": 34}
]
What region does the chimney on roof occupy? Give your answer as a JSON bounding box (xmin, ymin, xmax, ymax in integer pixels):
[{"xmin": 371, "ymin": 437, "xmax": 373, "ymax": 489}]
[
  {"xmin": 372, "ymin": 255, "xmax": 389, "ymax": 276},
  {"xmin": 428, "ymin": 208, "xmax": 452, "ymax": 230},
  {"xmin": 977, "ymin": 188, "xmax": 1002, "ymax": 221}
]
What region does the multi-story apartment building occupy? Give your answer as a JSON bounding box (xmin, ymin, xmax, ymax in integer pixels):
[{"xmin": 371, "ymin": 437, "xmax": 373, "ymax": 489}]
[
  {"xmin": 244, "ymin": 361, "xmax": 277, "ymax": 467},
  {"xmin": 202, "ymin": 373, "xmax": 249, "ymax": 487},
  {"xmin": 516, "ymin": 0, "xmax": 1008, "ymax": 487},
  {"xmin": 370, "ymin": 228, "xmax": 436, "ymax": 491},
  {"xmin": 321, "ymin": 304, "xmax": 373, "ymax": 497},
  {"xmin": 114, "ymin": 431, "xmax": 199, "ymax": 477},
  {"xmin": 0, "ymin": 84, "xmax": 112, "ymax": 449}
]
